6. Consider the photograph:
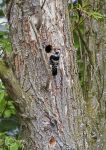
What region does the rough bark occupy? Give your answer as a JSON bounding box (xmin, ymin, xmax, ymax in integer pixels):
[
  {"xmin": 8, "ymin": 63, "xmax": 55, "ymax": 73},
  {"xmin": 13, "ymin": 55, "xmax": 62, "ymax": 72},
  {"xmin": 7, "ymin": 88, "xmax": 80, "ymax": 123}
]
[
  {"xmin": 84, "ymin": 0, "xmax": 106, "ymax": 149},
  {"xmin": 2, "ymin": 0, "xmax": 88, "ymax": 149}
]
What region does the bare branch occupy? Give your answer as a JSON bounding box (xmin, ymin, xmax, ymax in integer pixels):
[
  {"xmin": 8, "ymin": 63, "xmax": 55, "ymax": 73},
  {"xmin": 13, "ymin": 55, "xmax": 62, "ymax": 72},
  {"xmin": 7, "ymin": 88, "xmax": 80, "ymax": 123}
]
[
  {"xmin": 0, "ymin": 60, "xmax": 30, "ymax": 113},
  {"xmin": 41, "ymin": 0, "xmax": 46, "ymax": 9}
]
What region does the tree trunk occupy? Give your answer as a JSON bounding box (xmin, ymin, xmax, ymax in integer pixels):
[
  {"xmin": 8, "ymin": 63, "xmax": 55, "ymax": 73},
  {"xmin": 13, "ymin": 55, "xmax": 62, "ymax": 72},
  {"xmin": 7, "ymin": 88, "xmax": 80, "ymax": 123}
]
[
  {"xmin": 84, "ymin": 0, "xmax": 106, "ymax": 149},
  {"xmin": 2, "ymin": 0, "xmax": 87, "ymax": 149}
]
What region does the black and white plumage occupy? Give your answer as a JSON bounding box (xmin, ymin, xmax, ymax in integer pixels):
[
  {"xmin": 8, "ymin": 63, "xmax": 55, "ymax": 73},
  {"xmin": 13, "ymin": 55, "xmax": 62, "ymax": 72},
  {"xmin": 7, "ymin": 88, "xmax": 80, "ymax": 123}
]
[{"xmin": 50, "ymin": 52, "xmax": 60, "ymax": 76}]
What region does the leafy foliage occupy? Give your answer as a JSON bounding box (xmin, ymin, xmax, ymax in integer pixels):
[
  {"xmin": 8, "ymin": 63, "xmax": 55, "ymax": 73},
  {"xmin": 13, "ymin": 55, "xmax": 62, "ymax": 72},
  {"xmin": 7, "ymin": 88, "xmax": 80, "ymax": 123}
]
[
  {"xmin": 68, "ymin": 0, "xmax": 104, "ymax": 30},
  {"xmin": 0, "ymin": 82, "xmax": 16, "ymax": 118},
  {"xmin": 89, "ymin": 11, "xmax": 103, "ymax": 20},
  {"xmin": 0, "ymin": 133, "xmax": 24, "ymax": 150},
  {"xmin": 68, "ymin": 0, "xmax": 104, "ymax": 97},
  {"xmin": 0, "ymin": 0, "xmax": 12, "ymax": 54},
  {"xmin": 0, "ymin": 82, "xmax": 22, "ymax": 149},
  {"xmin": 0, "ymin": 1, "xmax": 20, "ymax": 148},
  {"xmin": 0, "ymin": 31, "xmax": 12, "ymax": 53}
]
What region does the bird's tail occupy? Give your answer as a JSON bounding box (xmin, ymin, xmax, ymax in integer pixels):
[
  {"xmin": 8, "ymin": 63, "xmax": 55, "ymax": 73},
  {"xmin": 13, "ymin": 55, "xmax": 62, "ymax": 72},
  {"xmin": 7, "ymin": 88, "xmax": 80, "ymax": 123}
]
[{"xmin": 52, "ymin": 65, "xmax": 57, "ymax": 76}]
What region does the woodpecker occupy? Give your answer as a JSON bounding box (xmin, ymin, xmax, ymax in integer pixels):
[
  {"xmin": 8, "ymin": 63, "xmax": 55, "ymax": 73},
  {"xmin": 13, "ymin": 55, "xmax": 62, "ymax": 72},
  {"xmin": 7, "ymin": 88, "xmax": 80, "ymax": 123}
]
[{"xmin": 50, "ymin": 52, "xmax": 60, "ymax": 76}]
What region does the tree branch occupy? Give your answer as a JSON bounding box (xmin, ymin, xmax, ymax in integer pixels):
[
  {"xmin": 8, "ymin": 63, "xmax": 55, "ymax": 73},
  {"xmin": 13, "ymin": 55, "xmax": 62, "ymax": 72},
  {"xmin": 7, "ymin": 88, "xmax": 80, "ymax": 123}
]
[
  {"xmin": 0, "ymin": 60, "xmax": 30, "ymax": 113},
  {"xmin": 41, "ymin": 0, "xmax": 46, "ymax": 9}
]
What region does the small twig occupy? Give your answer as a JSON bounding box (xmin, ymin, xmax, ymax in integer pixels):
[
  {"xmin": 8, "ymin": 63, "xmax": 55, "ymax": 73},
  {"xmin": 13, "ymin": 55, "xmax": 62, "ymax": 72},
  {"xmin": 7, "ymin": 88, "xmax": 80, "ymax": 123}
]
[
  {"xmin": 41, "ymin": 0, "xmax": 46, "ymax": 9},
  {"xmin": 73, "ymin": 16, "xmax": 88, "ymax": 31}
]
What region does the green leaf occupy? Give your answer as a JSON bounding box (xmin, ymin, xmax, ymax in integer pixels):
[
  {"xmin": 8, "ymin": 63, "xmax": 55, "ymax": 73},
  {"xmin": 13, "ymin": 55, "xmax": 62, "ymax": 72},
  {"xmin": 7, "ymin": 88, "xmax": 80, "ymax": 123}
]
[
  {"xmin": 10, "ymin": 109, "xmax": 16, "ymax": 115},
  {"xmin": 0, "ymin": 132, "xmax": 5, "ymax": 138},
  {"xmin": 0, "ymin": 82, "xmax": 5, "ymax": 91},
  {"xmin": 7, "ymin": 101, "xmax": 13, "ymax": 106},
  {"xmin": 4, "ymin": 110, "xmax": 12, "ymax": 118},
  {"xmin": 90, "ymin": 12, "xmax": 103, "ymax": 20},
  {"xmin": 16, "ymin": 140, "xmax": 24, "ymax": 149},
  {"xmin": 7, "ymin": 101, "xmax": 15, "ymax": 110},
  {"xmin": 0, "ymin": 31, "xmax": 12, "ymax": 53},
  {"xmin": 10, "ymin": 143, "xmax": 19, "ymax": 150},
  {"xmin": 0, "ymin": 139, "xmax": 4, "ymax": 146},
  {"xmin": 0, "ymin": 92, "xmax": 5, "ymax": 101},
  {"xmin": 0, "ymin": 93, "xmax": 6, "ymax": 114},
  {"xmin": 5, "ymin": 136, "xmax": 15, "ymax": 146}
]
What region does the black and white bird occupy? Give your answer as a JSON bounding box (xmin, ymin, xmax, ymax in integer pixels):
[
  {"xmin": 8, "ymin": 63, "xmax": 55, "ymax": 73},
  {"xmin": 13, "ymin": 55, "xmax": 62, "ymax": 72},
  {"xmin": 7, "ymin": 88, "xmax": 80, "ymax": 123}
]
[{"xmin": 50, "ymin": 52, "xmax": 60, "ymax": 76}]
